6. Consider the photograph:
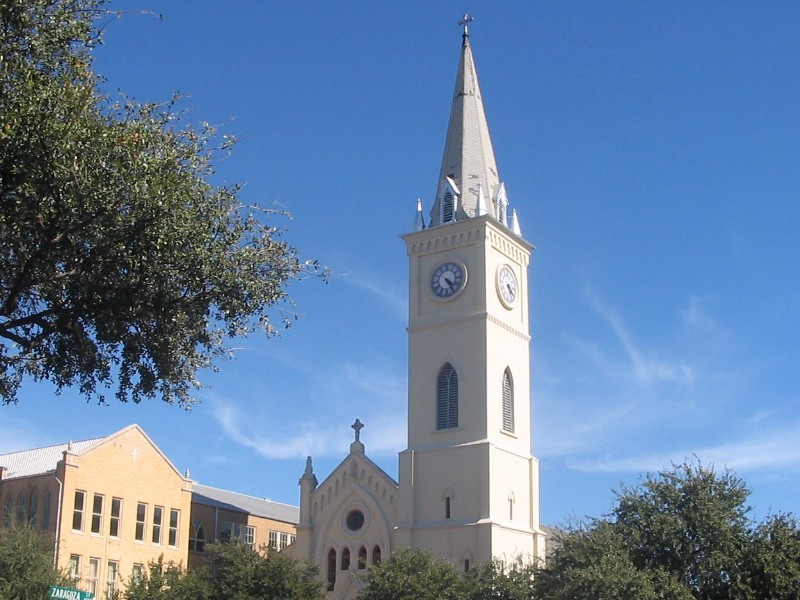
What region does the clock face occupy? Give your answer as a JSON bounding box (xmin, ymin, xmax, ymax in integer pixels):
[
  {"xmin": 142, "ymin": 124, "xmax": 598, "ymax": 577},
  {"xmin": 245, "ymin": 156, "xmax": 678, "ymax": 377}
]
[
  {"xmin": 497, "ymin": 264, "xmax": 518, "ymax": 308},
  {"xmin": 430, "ymin": 260, "xmax": 467, "ymax": 300}
]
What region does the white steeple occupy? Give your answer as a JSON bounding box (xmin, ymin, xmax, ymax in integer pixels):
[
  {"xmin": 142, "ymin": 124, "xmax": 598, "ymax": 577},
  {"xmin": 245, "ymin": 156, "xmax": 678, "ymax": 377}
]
[{"xmin": 428, "ymin": 24, "xmax": 502, "ymax": 226}]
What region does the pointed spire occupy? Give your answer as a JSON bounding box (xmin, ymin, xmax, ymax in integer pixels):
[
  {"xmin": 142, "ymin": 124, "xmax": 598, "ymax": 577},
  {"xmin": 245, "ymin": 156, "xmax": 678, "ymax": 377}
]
[
  {"xmin": 475, "ymin": 183, "xmax": 488, "ymax": 217},
  {"xmin": 413, "ymin": 199, "xmax": 426, "ymax": 231},
  {"xmin": 429, "ymin": 19, "xmax": 501, "ymax": 226},
  {"xmin": 299, "ymin": 456, "xmax": 318, "ymax": 489},
  {"xmin": 511, "ymin": 209, "xmax": 522, "ymax": 236}
]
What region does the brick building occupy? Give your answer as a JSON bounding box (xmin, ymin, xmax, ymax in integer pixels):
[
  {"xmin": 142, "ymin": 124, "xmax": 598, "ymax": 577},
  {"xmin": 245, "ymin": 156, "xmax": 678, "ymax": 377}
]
[
  {"xmin": 188, "ymin": 483, "xmax": 298, "ymax": 569},
  {"xmin": 0, "ymin": 424, "xmax": 299, "ymax": 598}
]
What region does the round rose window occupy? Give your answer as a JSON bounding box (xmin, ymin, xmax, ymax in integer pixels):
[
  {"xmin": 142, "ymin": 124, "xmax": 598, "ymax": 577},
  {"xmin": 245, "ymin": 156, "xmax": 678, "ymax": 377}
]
[{"xmin": 346, "ymin": 509, "xmax": 365, "ymax": 531}]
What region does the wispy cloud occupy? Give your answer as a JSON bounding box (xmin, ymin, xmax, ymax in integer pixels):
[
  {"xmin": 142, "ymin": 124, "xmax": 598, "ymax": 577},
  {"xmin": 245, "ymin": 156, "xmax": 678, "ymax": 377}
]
[
  {"xmin": 566, "ymin": 423, "xmax": 800, "ymax": 475},
  {"xmin": 209, "ymin": 357, "xmax": 407, "ymax": 461},
  {"xmin": 585, "ymin": 291, "xmax": 695, "ymax": 386},
  {"xmin": 680, "ymin": 296, "xmax": 718, "ymax": 331},
  {"xmin": 340, "ymin": 272, "xmax": 407, "ymax": 321}
]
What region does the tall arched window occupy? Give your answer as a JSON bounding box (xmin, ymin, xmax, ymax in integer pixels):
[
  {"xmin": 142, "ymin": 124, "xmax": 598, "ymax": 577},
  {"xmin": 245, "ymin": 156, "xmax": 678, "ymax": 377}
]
[
  {"xmin": 42, "ymin": 492, "xmax": 51, "ymax": 529},
  {"xmin": 16, "ymin": 494, "xmax": 25, "ymax": 524},
  {"xmin": 327, "ymin": 548, "xmax": 337, "ymax": 591},
  {"xmin": 29, "ymin": 491, "xmax": 38, "ymax": 526},
  {"xmin": 3, "ymin": 496, "xmax": 12, "ymax": 527},
  {"xmin": 358, "ymin": 546, "xmax": 367, "ymax": 569},
  {"xmin": 372, "ymin": 545, "xmax": 382, "ymax": 564},
  {"xmin": 341, "ymin": 547, "xmax": 351, "ymax": 570},
  {"xmin": 502, "ymin": 369, "xmax": 514, "ymax": 433},
  {"xmin": 437, "ymin": 363, "xmax": 459, "ymax": 430},
  {"xmin": 190, "ymin": 518, "xmax": 206, "ymax": 552}
]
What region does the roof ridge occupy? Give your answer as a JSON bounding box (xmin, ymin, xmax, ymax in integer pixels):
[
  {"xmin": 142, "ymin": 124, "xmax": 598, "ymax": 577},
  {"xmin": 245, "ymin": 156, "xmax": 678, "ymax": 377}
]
[
  {"xmin": 194, "ymin": 482, "xmax": 295, "ymax": 507},
  {"xmin": 0, "ymin": 436, "xmax": 104, "ymax": 458}
]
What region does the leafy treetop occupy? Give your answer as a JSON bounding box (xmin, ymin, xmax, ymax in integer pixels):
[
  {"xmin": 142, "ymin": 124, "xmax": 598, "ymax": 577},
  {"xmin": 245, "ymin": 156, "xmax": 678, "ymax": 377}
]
[{"xmin": 0, "ymin": 0, "xmax": 324, "ymax": 406}]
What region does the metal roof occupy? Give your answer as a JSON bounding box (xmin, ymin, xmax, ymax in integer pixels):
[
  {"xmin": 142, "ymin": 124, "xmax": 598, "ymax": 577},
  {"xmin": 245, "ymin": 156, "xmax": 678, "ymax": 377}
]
[
  {"xmin": 192, "ymin": 483, "xmax": 299, "ymax": 524},
  {"xmin": 0, "ymin": 438, "xmax": 103, "ymax": 479}
]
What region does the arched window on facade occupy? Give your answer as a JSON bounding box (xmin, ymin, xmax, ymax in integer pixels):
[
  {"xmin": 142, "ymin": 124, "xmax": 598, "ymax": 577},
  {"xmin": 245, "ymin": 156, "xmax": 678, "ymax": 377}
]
[
  {"xmin": 29, "ymin": 491, "xmax": 38, "ymax": 526},
  {"xmin": 502, "ymin": 368, "xmax": 514, "ymax": 433},
  {"xmin": 341, "ymin": 547, "xmax": 350, "ymax": 570},
  {"xmin": 42, "ymin": 491, "xmax": 51, "ymax": 529},
  {"xmin": 16, "ymin": 494, "xmax": 25, "ymax": 524},
  {"xmin": 358, "ymin": 546, "xmax": 367, "ymax": 569},
  {"xmin": 437, "ymin": 363, "xmax": 459, "ymax": 430},
  {"xmin": 189, "ymin": 517, "xmax": 206, "ymax": 552},
  {"xmin": 327, "ymin": 548, "xmax": 336, "ymax": 591},
  {"xmin": 372, "ymin": 545, "xmax": 382, "ymax": 564},
  {"xmin": 3, "ymin": 496, "xmax": 12, "ymax": 527}
]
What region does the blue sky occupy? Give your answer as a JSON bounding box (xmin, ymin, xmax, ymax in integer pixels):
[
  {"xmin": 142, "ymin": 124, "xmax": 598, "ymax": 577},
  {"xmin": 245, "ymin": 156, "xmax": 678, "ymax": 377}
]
[{"xmin": 3, "ymin": 2, "xmax": 800, "ymax": 527}]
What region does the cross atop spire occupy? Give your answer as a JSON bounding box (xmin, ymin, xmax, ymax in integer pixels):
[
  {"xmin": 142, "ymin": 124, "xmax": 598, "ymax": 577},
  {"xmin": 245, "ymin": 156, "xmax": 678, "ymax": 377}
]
[{"xmin": 458, "ymin": 13, "xmax": 474, "ymax": 44}]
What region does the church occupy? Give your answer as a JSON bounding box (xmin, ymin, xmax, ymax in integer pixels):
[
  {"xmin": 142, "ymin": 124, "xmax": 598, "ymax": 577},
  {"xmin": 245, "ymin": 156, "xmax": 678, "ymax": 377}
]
[{"xmin": 291, "ymin": 23, "xmax": 546, "ymax": 597}]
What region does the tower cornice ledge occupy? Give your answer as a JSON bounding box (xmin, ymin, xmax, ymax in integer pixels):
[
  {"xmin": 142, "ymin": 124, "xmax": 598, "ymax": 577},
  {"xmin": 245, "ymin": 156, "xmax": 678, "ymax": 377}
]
[
  {"xmin": 403, "ymin": 214, "xmax": 533, "ymax": 258},
  {"xmin": 407, "ymin": 311, "xmax": 531, "ymax": 342}
]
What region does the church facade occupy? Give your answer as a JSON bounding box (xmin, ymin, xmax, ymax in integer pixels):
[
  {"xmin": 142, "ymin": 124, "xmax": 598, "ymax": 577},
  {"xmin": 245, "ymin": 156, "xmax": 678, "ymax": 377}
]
[{"xmin": 292, "ymin": 26, "xmax": 546, "ymax": 597}]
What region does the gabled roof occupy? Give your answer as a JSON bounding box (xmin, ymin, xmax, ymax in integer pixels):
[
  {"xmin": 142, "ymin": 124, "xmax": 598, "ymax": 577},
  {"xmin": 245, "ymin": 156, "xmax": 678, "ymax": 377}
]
[
  {"xmin": 0, "ymin": 438, "xmax": 102, "ymax": 479},
  {"xmin": 0, "ymin": 424, "xmax": 186, "ymax": 481},
  {"xmin": 312, "ymin": 444, "xmax": 399, "ymax": 494},
  {"xmin": 192, "ymin": 483, "xmax": 300, "ymax": 525}
]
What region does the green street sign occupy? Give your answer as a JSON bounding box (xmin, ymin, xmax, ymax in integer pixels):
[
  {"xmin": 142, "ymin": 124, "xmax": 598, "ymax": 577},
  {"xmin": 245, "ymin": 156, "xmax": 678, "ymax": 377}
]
[{"xmin": 48, "ymin": 586, "xmax": 95, "ymax": 600}]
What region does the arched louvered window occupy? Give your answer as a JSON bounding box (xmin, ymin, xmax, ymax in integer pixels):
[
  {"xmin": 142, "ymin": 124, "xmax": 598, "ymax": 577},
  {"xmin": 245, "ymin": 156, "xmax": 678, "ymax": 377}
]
[
  {"xmin": 327, "ymin": 548, "xmax": 337, "ymax": 591},
  {"xmin": 496, "ymin": 183, "xmax": 509, "ymax": 226},
  {"xmin": 497, "ymin": 197, "xmax": 507, "ymax": 225},
  {"xmin": 437, "ymin": 363, "xmax": 459, "ymax": 430},
  {"xmin": 502, "ymin": 369, "xmax": 514, "ymax": 433},
  {"xmin": 442, "ymin": 190, "xmax": 455, "ymax": 223}
]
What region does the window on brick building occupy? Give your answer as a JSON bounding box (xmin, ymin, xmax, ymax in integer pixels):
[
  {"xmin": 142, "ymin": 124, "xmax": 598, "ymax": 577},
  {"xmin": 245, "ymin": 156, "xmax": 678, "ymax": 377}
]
[
  {"xmin": 72, "ymin": 491, "xmax": 85, "ymax": 531},
  {"xmin": 106, "ymin": 560, "xmax": 118, "ymax": 599},
  {"xmin": 135, "ymin": 502, "xmax": 147, "ymax": 542},
  {"xmin": 29, "ymin": 491, "xmax": 38, "ymax": 526},
  {"xmin": 189, "ymin": 518, "xmax": 205, "ymax": 552},
  {"xmin": 152, "ymin": 506, "xmax": 163, "ymax": 544},
  {"xmin": 69, "ymin": 554, "xmax": 80, "ymax": 584},
  {"xmin": 168, "ymin": 509, "xmax": 179, "ymax": 547},
  {"xmin": 87, "ymin": 558, "xmax": 99, "ymax": 595},
  {"xmin": 109, "ymin": 498, "xmax": 121, "ymax": 538},
  {"xmin": 90, "ymin": 494, "xmax": 103, "ymax": 534}
]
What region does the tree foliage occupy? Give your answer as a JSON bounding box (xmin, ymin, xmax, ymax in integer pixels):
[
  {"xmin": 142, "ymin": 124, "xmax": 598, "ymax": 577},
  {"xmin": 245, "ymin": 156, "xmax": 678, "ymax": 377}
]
[
  {"xmin": 356, "ymin": 549, "xmax": 464, "ymax": 600},
  {"xmin": 122, "ymin": 543, "xmax": 323, "ymax": 600},
  {"xmin": 357, "ymin": 549, "xmax": 538, "ymax": 600},
  {"xmin": 534, "ymin": 461, "xmax": 800, "ymax": 600},
  {"xmin": 0, "ymin": 525, "xmax": 68, "ymax": 600},
  {"xmin": 203, "ymin": 541, "xmax": 323, "ymax": 600},
  {"xmin": 0, "ymin": 0, "xmax": 322, "ymax": 406},
  {"xmin": 462, "ymin": 558, "xmax": 538, "ymax": 600}
]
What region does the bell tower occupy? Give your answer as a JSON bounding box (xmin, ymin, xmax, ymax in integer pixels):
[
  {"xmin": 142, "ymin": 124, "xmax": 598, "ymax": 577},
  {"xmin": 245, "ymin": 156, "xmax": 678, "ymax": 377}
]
[{"xmin": 396, "ymin": 21, "xmax": 545, "ymax": 567}]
